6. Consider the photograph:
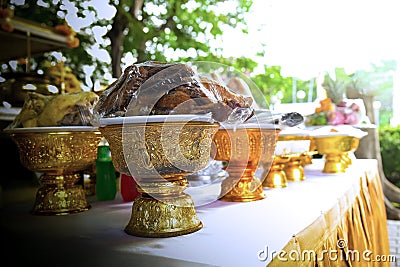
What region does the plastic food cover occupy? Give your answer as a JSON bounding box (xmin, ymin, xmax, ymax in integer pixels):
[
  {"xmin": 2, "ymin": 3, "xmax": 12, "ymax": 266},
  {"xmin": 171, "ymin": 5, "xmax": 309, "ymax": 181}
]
[{"xmin": 92, "ymin": 61, "xmax": 256, "ymax": 123}]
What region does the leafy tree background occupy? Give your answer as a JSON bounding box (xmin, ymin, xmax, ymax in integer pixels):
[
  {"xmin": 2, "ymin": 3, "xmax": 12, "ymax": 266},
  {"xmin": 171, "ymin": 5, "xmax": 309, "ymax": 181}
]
[
  {"xmin": 1, "ymin": 0, "xmax": 317, "ymax": 105},
  {"xmin": 0, "ymin": 0, "xmax": 394, "ymax": 124}
]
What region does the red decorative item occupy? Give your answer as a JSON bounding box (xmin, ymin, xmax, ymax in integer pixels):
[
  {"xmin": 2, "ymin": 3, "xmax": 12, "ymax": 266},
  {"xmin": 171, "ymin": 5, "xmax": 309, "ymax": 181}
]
[{"xmin": 120, "ymin": 174, "xmax": 141, "ymax": 202}]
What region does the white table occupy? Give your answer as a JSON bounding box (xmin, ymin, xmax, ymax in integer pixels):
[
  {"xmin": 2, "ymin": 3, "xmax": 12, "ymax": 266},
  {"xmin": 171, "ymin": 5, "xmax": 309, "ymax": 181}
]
[{"xmin": 0, "ymin": 159, "xmax": 390, "ymax": 267}]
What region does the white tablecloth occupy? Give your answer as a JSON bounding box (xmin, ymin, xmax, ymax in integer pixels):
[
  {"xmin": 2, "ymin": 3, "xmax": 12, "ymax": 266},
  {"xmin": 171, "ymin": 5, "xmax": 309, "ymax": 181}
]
[{"xmin": 0, "ymin": 159, "xmax": 389, "ymax": 267}]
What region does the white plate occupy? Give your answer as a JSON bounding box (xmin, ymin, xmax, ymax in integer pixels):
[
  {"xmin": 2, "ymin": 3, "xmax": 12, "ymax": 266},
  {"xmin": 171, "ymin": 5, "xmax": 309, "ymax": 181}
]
[
  {"xmin": 279, "ymin": 130, "xmax": 311, "ymax": 137},
  {"xmin": 308, "ymin": 125, "xmax": 368, "ymax": 139},
  {"xmin": 3, "ymin": 126, "xmax": 99, "ymax": 133},
  {"xmin": 275, "ymin": 140, "xmax": 311, "ymax": 155},
  {"xmin": 219, "ymin": 122, "xmax": 280, "ymax": 130},
  {"xmin": 98, "ymin": 114, "xmax": 216, "ymax": 126},
  {"xmin": 311, "ymin": 133, "xmax": 353, "ymax": 138}
]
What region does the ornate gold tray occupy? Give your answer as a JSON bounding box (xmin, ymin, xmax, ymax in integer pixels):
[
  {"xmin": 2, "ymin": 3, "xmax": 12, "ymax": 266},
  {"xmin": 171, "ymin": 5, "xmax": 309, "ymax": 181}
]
[
  {"xmin": 213, "ymin": 123, "xmax": 280, "ymax": 202},
  {"xmin": 99, "ymin": 115, "xmax": 219, "ymax": 237},
  {"xmin": 5, "ymin": 126, "xmax": 102, "ymax": 215}
]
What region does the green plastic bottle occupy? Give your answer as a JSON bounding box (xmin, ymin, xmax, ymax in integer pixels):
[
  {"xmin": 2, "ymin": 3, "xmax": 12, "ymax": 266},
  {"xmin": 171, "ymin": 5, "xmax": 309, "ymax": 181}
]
[{"xmin": 96, "ymin": 143, "xmax": 117, "ymax": 201}]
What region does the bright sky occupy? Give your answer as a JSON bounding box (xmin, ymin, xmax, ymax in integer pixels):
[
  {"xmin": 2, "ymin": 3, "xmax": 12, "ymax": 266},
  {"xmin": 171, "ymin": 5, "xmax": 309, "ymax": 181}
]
[
  {"xmin": 222, "ymin": 0, "xmax": 400, "ymax": 79},
  {"xmin": 64, "ymin": 0, "xmax": 400, "ymax": 81},
  {"xmin": 62, "ymin": 0, "xmax": 400, "ymax": 125}
]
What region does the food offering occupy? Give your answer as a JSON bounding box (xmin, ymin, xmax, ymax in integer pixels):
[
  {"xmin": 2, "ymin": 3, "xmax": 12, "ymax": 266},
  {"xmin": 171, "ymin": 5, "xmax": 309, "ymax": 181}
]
[
  {"xmin": 10, "ymin": 91, "xmax": 98, "ymax": 128},
  {"xmin": 94, "ymin": 61, "xmax": 254, "ymax": 121},
  {"xmin": 94, "ymin": 61, "xmax": 255, "ymax": 237},
  {"xmin": 5, "ymin": 91, "xmax": 102, "ymax": 215},
  {"xmin": 306, "ymin": 97, "xmax": 365, "ymax": 126}
]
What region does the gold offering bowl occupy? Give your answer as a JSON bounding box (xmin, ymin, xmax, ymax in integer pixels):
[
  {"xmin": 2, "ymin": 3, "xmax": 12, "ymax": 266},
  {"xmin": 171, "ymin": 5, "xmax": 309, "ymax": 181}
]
[
  {"xmin": 262, "ymin": 155, "xmax": 290, "ymax": 188},
  {"xmin": 341, "ymin": 137, "xmax": 361, "ymax": 168},
  {"xmin": 6, "ymin": 127, "xmax": 103, "ymax": 215},
  {"xmin": 213, "ymin": 124, "xmax": 280, "ymax": 202},
  {"xmin": 274, "ymin": 135, "xmax": 313, "ymax": 182},
  {"xmin": 313, "ymin": 135, "xmax": 355, "ymax": 173},
  {"xmin": 99, "ymin": 117, "xmax": 219, "ymax": 237}
]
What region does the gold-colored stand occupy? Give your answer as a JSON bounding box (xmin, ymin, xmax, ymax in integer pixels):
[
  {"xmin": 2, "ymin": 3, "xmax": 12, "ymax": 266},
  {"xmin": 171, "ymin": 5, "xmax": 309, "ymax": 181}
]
[
  {"xmin": 323, "ymin": 153, "xmax": 349, "ymax": 173},
  {"xmin": 300, "ymin": 152, "xmax": 314, "ymax": 166},
  {"xmin": 342, "ymin": 136, "xmax": 361, "ymax": 168},
  {"xmin": 284, "ymin": 155, "xmax": 305, "ymax": 182},
  {"xmin": 125, "ymin": 176, "xmax": 202, "ymax": 237},
  {"xmin": 8, "ymin": 129, "xmax": 102, "ymax": 215},
  {"xmin": 33, "ymin": 173, "xmax": 89, "ymax": 215},
  {"xmin": 213, "ymin": 126, "xmax": 280, "ymax": 202},
  {"xmin": 220, "ymin": 163, "xmax": 265, "ymax": 202},
  {"xmin": 276, "ymin": 134, "xmax": 313, "ymax": 182},
  {"xmin": 262, "ymin": 156, "xmax": 289, "ymax": 188},
  {"xmin": 313, "ymin": 135, "xmax": 355, "ymax": 173},
  {"xmin": 100, "ymin": 121, "xmax": 218, "ymax": 237}
]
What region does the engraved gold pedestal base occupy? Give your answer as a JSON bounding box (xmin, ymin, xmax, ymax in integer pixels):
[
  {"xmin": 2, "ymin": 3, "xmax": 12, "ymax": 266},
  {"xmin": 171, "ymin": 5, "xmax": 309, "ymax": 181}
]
[
  {"xmin": 125, "ymin": 193, "xmax": 202, "ymax": 237},
  {"xmin": 100, "ymin": 120, "xmax": 219, "ymax": 237},
  {"xmin": 284, "ymin": 155, "xmax": 305, "ymax": 182},
  {"xmin": 313, "ymin": 135, "xmax": 354, "ymax": 174},
  {"xmin": 341, "ymin": 153, "xmax": 352, "ymax": 169},
  {"xmin": 213, "ymin": 126, "xmax": 279, "ymax": 202},
  {"xmin": 124, "ymin": 176, "xmax": 203, "ymax": 237},
  {"xmin": 323, "ymin": 153, "xmax": 348, "ymax": 173},
  {"xmin": 219, "ymin": 164, "xmax": 265, "ymax": 202},
  {"xmin": 300, "ymin": 152, "xmax": 313, "ymax": 166},
  {"xmin": 6, "ymin": 128, "xmax": 102, "ymax": 216},
  {"xmin": 263, "ymin": 156, "xmax": 289, "ymax": 188},
  {"xmin": 33, "ymin": 173, "xmax": 89, "ymax": 215}
]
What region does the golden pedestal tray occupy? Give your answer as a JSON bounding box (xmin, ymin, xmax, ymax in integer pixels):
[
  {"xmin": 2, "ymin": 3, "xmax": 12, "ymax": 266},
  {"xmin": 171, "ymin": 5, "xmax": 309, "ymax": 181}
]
[
  {"xmin": 99, "ymin": 115, "xmax": 219, "ymax": 237},
  {"xmin": 300, "ymin": 152, "xmax": 315, "ymax": 166},
  {"xmin": 313, "ymin": 135, "xmax": 355, "ymax": 173},
  {"xmin": 213, "ymin": 123, "xmax": 280, "ymax": 202},
  {"xmin": 342, "ymin": 136, "xmax": 361, "ymax": 168},
  {"xmin": 275, "ymin": 133, "xmax": 313, "ymax": 182},
  {"xmin": 284, "ymin": 154, "xmax": 306, "ymax": 181},
  {"xmin": 262, "ymin": 155, "xmax": 290, "ymax": 188},
  {"xmin": 309, "ymin": 125, "xmax": 368, "ymax": 173},
  {"xmin": 5, "ymin": 126, "xmax": 102, "ymax": 215}
]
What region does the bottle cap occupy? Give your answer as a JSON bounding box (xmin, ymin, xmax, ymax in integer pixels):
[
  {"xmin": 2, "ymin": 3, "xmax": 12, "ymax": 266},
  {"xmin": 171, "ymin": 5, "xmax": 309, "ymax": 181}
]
[{"xmin": 97, "ymin": 145, "xmax": 111, "ymax": 160}]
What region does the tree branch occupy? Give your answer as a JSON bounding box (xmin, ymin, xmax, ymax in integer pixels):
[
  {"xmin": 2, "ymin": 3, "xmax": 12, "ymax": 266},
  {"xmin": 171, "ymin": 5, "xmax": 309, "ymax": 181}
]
[{"xmin": 106, "ymin": 1, "xmax": 143, "ymax": 77}]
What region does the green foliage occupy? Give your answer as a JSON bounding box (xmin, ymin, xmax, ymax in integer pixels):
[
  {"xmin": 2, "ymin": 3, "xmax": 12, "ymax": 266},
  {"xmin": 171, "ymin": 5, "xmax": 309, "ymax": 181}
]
[
  {"xmin": 379, "ymin": 126, "xmax": 400, "ymax": 185},
  {"xmin": 4, "ymin": 0, "xmax": 393, "ymax": 127},
  {"xmin": 4, "ymin": 0, "xmax": 254, "ymax": 88},
  {"xmin": 251, "ymin": 65, "xmax": 317, "ymax": 104},
  {"xmin": 112, "ymin": 0, "xmax": 253, "ymax": 69}
]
